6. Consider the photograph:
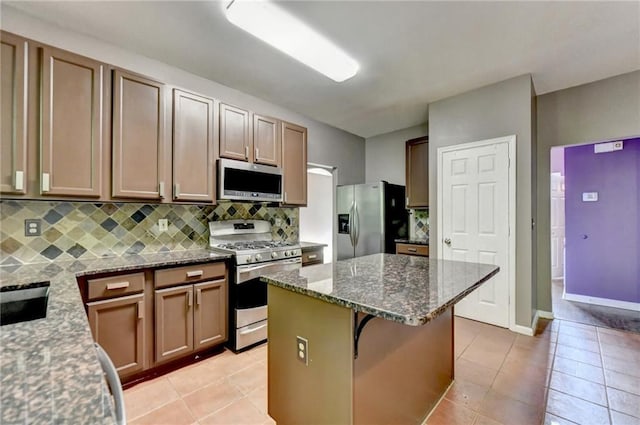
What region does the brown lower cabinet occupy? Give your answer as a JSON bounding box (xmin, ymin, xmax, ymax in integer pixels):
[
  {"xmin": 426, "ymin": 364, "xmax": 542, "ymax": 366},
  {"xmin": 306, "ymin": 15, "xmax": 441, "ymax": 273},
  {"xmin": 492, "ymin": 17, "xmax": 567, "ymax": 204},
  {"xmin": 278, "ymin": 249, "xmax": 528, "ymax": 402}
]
[
  {"xmin": 81, "ymin": 261, "xmax": 228, "ymax": 382},
  {"xmin": 87, "ymin": 293, "xmax": 145, "ymax": 377},
  {"xmin": 155, "ymin": 279, "xmax": 227, "ymax": 364}
]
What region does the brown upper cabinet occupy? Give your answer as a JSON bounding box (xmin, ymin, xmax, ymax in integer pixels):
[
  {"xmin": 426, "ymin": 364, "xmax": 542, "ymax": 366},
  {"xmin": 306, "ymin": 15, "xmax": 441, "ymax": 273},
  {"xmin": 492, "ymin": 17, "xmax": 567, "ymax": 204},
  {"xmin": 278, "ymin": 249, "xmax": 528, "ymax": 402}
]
[
  {"xmin": 112, "ymin": 70, "xmax": 166, "ymax": 200},
  {"xmin": 219, "ymin": 103, "xmax": 282, "ymax": 167},
  {"xmin": 219, "ymin": 103, "xmax": 251, "ymax": 162},
  {"xmin": 40, "ymin": 46, "xmax": 104, "ymax": 197},
  {"xmin": 172, "ymin": 89, "xmax": 215, "ymax": 202},
  {"xmin": 253, "ymin": 114, "xmax": 281, "ymax": 167},
  {"xmin": 406, "ymin": 136, "xmax": 429, "ymax": 208},
  {"xmin": 281, "ymin": 121, "xmax": 307, "ymax": 206},
  {"xmin": 0, "ymin": 32, "xmax": 28, "ymax": 194}
]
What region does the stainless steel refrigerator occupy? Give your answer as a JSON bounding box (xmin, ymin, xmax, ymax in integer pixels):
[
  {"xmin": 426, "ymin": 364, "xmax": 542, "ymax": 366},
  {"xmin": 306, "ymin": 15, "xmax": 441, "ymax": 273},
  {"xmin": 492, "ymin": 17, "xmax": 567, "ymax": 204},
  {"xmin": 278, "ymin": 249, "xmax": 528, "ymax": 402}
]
[{"xmin": 337, "ymin": 181, "xmax": 408, "ymax": 260}]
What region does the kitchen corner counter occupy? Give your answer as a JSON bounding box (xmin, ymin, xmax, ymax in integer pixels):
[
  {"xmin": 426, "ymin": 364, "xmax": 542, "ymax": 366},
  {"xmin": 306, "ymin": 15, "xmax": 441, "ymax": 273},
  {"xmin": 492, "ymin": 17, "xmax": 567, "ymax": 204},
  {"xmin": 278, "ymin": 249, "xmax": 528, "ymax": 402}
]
[
  {"xmin": 394, "ymin": 238, "xmax": 429, "ymax": 245},
  {"xmin": 0, "ymin": 249, "xmax": 231, "ymax": 425},
  {"xmin": 261, "ymin": 253, "xmax": 499, "ymax": 326},
  {"xmin": 299, "ymin": 241, "xmax": 328, "ymax": 251}
]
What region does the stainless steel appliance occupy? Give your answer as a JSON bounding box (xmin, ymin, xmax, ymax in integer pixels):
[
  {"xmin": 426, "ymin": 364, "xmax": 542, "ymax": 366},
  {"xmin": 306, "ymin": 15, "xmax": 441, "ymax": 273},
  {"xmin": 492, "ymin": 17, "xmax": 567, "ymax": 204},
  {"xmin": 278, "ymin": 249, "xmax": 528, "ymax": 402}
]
[
  {"xmin": 209, "ymin": 219, "xmax": 301, "ymax": 351},
  {"xmin": 218, "ymin": 158, "xmax": 283, "ymax": 202},
  {"xmin": 337, "ymin": 181, "xmax": 408, "ymax": 260}
]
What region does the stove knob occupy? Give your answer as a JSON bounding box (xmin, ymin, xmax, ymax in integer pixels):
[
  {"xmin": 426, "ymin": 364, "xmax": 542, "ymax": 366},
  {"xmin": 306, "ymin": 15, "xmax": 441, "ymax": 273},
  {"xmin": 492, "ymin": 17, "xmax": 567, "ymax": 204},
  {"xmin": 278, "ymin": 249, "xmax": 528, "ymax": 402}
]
[
  {"xmin": 284, "ymin": 251, "xmax": 290, "ymax": 257},
  {"xmin": 255, "ymin": 254, "xmax": 262, "ymax": 261},
  {"xmin": 245, "ymin": 257, "xmax": 253, "ymax": 263},
  {"xmin": 271, "ymin": 252, "xmax": 278, "ymax": 259}
]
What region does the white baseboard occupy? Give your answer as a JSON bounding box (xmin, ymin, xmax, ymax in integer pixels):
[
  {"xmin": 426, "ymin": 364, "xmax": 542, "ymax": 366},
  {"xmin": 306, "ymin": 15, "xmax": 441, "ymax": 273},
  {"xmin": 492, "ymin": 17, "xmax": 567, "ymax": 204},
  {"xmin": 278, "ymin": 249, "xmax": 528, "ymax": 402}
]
[
  {"xmin": 537, "ymin": 310, "xmax": 554, "ymax": 320},
  {"xmin": 564, "ymin": 292, "xmax": 640, "ymax": 312},
  {"xmin": 510, "ymin": 310, "xmax": 551, "ymax": 336}
]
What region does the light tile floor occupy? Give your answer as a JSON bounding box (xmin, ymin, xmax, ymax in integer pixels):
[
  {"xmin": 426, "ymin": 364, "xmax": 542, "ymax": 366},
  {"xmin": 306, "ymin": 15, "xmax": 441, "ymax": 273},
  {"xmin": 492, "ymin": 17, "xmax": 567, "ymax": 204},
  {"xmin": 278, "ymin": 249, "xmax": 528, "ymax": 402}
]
[{"xmin": 124, "ymin": 318, "xmax": 640, "ymax": 425}]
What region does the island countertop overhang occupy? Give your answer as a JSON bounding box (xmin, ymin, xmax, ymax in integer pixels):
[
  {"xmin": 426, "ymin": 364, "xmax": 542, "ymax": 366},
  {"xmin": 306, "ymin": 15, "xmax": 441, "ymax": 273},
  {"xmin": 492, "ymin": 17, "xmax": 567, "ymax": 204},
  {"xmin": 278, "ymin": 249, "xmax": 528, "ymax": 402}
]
[{"xmin": 260, "ymin": 253, "xmax": 500, "ymax": 326}]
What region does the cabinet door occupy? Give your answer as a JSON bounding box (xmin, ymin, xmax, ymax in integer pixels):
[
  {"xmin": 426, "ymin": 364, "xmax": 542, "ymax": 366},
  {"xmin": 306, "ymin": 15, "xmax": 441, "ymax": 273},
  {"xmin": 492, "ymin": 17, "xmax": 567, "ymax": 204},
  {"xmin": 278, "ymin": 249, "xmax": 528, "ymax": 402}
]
[
  {"xmin": 406, "ymin": 137, "xmax": 429, "ymax": 208},
  {"xmin": 253, "ymin": 114, "xmax": 280, "ymax": 167},
  {"xmin": 155, "ymin": 285, "xmax": 193, "ymax": 363},
  {"xmin": 172, "ymin": 89, "xmax": 215, "ymax": 202},
  {"xmin": 194, "ymin": 279, "xmax": 227, "ymax": 351},
  {"xmin": 41, "ymin": 46, "xmax": 103, "ymax": 197},
  {"xmin": 281, "ymin": 121, "xmax": 307, "ymax": 206},
  {"xmin": 87, "ymin": 293, "xmax": 145, "ymax": 378},
  {"xmin": 219, "ymin": 103, "xmax": 250, "ymax": 162},
  {"xmin": 1, "ymin": 32, "xmax": 28, "ymax": 194},
  {"xmin": 112, "ymin": 70, "xmax": 166, "ymax": 199}
]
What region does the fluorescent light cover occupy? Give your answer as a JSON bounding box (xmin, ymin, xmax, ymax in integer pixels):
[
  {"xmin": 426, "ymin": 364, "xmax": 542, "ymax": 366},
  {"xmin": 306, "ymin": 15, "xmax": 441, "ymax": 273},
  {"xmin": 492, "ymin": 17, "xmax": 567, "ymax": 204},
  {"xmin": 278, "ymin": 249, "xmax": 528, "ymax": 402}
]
[{"xmin": 225, "ymin": 0, "xmax": 359, "ymax": 82}]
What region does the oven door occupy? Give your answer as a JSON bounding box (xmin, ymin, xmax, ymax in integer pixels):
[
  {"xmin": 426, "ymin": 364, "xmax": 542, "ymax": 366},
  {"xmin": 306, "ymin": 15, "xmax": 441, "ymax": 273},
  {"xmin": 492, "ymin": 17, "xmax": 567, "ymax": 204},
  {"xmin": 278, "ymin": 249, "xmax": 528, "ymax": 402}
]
[{"xmin": 233, "ymin": 257, "xmax": 301, "ymax": 350}]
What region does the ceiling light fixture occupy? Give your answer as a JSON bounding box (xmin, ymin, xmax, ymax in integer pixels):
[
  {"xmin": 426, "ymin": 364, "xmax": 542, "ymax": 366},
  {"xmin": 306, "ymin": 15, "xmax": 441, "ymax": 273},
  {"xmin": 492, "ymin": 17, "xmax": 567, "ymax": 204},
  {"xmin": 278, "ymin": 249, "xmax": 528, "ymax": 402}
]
[{"xmin": 224, "ymin": 0, "xmax": 359, "ymax": 82}]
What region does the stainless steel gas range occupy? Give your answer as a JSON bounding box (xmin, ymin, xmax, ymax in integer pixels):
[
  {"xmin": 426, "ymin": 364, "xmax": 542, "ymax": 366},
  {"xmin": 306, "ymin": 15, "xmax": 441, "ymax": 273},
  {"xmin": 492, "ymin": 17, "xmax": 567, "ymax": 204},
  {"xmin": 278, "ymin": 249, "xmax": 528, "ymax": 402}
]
[{"xmin": 209, "ymin": 219, "xmax": 301, "ymax": 351}]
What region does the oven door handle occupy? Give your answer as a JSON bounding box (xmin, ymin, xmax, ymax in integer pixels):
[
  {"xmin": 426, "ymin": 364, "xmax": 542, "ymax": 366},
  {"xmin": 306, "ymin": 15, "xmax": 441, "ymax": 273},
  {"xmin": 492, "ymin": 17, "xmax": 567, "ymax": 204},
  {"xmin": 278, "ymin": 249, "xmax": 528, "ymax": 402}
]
[
  {"xmin": 239, "ymin": 323, "xmax": 268, "ymax": 335},
  {"xmin": 239, "ymin": 259, "xmax": 301, "ymax": 273}
]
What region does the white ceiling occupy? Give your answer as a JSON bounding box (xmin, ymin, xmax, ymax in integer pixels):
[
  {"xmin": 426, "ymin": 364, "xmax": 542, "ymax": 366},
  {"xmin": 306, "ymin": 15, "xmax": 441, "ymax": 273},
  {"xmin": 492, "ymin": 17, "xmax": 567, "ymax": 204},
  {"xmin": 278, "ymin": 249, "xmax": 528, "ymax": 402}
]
[{"xmin": 6, "ymin": 1, "xmax": 640, "ymax": 138}]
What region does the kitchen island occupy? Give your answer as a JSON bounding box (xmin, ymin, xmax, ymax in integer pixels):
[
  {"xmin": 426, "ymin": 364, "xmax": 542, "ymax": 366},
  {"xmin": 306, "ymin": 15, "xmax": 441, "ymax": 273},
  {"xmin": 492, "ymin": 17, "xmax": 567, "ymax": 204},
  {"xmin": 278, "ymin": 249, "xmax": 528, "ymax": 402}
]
[{"xmin": 261, "ymin": 253, "xmax": 499, "ymax": 425}]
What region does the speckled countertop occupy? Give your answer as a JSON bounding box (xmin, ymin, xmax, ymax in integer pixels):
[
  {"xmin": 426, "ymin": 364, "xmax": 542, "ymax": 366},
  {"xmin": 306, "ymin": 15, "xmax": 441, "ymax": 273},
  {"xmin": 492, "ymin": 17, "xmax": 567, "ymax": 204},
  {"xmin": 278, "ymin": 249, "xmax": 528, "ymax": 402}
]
[
  {"xmin": 261, "ymin": 253, "xmax": 498, "ymax": 326},
  {"xmin": 0, "ymin": 249, "xmax": 230, "ymax": 425},
  {"xmin": 299, "ymin": 241, "xmax": 328, "ymax": 251},
  {"xmin": 395, "ymin": 238, "xmax": 429, "ymax": 245}
]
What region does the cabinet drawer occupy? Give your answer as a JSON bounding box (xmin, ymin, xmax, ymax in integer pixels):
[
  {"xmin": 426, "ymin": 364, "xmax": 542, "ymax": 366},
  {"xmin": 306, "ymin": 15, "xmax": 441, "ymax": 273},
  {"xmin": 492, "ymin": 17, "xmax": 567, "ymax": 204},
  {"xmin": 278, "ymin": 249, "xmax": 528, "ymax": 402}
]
[
  {"xmin": 154, "ymin": 262, "xmax": 226, "ymax": 289},
  {"xmin": 396, "ymin": 243, "xmax": 429, "ymax": 257},
  {"xmin": 88, "ymin": 272, "xmax": 145, "ymax": 301},
  {"xmin": 302, "ymin": 249, "xmax": 324, "ymax": 266}
]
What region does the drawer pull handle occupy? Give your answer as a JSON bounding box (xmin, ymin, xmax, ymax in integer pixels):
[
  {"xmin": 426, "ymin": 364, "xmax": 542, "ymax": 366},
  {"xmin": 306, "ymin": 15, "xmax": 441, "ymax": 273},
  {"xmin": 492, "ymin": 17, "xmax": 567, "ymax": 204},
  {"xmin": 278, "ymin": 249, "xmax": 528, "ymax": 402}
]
[
  {"xmin": 137, "ymin": 301, "xmax": 144, "ymax": 319},
  {"xmin": 240, "ymin": 323, "xmax": 267, "ymax": 335},
  {"xmin": 186, "ymin": 270, "xmax": 203, "ymax": 278},
  {"xmin": 106, "ymin": 281, "xmax": 130, "ymax": 290},
  {"xmin": 308, "ymin": 254, "xmax": 317, "ymax": 259},
  {"xmin": 407, "ymin": 248, "xmax": 417, "ymax": 252}
]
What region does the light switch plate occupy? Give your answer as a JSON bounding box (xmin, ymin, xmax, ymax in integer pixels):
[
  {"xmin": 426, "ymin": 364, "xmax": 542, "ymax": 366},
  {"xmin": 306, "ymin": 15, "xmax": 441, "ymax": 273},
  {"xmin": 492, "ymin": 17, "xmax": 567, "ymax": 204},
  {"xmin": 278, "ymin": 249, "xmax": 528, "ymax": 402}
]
[
  {"xmin": 24, "ymin": 219, "xmax": 41, "ymax": 237},
  {"xmin": 582, "ymin": 192, "xmax": 598, "ymax": 202}
]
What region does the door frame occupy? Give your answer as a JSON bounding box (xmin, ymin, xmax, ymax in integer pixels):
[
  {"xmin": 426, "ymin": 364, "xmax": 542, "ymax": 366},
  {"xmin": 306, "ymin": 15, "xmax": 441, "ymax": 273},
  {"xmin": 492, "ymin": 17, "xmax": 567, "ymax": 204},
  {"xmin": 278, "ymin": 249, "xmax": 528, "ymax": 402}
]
[
  {"xmin": 436, "ymin": 135, "xmax": 517, "ymax": 331},
  {"xmin": 306, "ymin": 162, "xmax": 338, "ymax": 262}
]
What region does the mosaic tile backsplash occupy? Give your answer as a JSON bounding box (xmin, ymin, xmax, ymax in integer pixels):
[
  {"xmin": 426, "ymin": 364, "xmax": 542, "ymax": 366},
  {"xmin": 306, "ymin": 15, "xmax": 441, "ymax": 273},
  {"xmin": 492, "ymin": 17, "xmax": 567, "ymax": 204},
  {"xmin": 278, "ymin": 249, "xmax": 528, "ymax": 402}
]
[
  {"xmin": 0, "ymin": 200, "xmax": 298, "ymax": 265},
  {"xmin": 412, "ymin": 209, "xmax": 429, "ymax": 240}
]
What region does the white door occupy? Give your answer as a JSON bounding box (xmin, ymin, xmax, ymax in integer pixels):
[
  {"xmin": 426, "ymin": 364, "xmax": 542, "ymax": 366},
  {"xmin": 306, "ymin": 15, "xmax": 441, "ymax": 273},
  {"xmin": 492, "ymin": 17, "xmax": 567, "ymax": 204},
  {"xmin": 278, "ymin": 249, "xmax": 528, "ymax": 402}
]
[
  {"xmin": 441, "ymin": 140, "xmax": 511, "ymax": 327},
  {"xmin": 550, "ymin": 173, "xmax": 565, "ymax": 279}
]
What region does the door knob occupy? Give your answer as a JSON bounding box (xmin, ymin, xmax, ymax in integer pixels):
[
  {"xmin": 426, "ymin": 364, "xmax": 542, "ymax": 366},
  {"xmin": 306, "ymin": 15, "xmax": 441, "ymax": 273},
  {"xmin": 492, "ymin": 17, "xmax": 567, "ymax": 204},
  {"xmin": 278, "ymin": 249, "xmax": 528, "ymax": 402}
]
[{"xmin": 444, "ymin": 238, "xmax": 451, "ymax": 246}]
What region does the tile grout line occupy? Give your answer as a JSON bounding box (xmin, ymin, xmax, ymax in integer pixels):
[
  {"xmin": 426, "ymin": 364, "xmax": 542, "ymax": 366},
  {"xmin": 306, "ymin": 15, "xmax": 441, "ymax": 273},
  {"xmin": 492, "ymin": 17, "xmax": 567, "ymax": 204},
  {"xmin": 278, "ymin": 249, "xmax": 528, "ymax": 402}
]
[{"xmin": 596, "ymin": 324, "xmax": 614, "ymax": 425}]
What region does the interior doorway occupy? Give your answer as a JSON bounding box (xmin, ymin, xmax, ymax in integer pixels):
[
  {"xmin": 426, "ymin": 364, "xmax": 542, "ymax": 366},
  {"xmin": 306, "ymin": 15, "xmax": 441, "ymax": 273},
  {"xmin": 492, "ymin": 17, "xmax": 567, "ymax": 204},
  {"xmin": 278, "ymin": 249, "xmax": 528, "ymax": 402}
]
[
  {"xmin": 299, "ymin": 163, "xmax": 336, "ymax": 263},
  {"xmin": 550, "ymin": 140, "xmax": 640, "ymax": 333}
]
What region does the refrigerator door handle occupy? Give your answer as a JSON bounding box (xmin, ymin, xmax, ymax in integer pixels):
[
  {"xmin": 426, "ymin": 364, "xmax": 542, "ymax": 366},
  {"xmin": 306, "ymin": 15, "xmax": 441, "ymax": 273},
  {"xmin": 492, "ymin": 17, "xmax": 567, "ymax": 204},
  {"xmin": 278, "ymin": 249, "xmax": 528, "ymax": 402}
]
[
  {"xmin": 348, "ymin": 202, "xmax": 356, "ymax": 247},
  {"xmin": 353, "ymin": 201, "xmax": 360, "ymax": 246}
]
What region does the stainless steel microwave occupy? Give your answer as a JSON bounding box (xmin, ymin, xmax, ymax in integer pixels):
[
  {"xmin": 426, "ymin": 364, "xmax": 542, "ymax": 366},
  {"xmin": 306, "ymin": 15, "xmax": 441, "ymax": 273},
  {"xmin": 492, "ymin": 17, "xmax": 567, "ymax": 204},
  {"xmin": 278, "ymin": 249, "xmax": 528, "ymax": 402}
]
[{"xmin": 218, "ymin": 159, "xmax": 283, "ymax": 202}]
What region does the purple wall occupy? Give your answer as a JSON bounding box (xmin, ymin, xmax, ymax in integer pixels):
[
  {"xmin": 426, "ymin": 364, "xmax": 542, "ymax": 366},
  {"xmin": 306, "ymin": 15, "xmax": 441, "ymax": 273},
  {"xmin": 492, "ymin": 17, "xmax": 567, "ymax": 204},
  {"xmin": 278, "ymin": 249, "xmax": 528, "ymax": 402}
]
[{"xmin": 564, "ymin": 137, "xmax": 640, "ymax": 303}]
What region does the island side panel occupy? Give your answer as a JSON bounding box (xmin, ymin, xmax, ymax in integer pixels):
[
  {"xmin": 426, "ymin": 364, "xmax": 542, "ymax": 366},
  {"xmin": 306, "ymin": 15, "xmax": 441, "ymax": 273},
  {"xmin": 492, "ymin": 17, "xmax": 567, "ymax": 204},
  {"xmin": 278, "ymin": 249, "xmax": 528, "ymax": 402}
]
[
  {"xmin": 268, "ymin": 285, "xmax": 354, "ymax": 424},
  {"xmin": 354, "ymin": 308, "xmax": 454, "ymax": 425}
]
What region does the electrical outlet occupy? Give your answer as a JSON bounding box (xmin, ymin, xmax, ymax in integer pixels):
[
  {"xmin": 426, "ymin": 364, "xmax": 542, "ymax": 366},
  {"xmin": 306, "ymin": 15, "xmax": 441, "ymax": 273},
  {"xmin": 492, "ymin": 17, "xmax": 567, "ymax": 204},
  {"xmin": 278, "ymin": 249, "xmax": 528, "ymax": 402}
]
[
  {"xmin": 24, "ymin": 219, "xmax": 41, "ymax": 237},
  {"xmin": 158, "ymin": 219, "xmax": 168, "ymax": 232},
  {"xmin": 296, "ymin": 336, "xmax": 309, "ymax": 366},
  {"xmin": 274, "ymin": 217, "xmax": 283, "ymax": 227}
]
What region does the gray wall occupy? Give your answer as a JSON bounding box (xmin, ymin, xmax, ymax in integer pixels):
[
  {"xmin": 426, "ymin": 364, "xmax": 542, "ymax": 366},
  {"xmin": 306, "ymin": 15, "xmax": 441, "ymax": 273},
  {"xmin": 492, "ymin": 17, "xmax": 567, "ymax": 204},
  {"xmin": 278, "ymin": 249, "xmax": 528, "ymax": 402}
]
[
  {"xmin": 536, "ymin": 70, "xmax": 640, "ymax": 312},
  {"xmin": 428, "ymin": 75, "xmax": 535, "ymax": 328},
  {"xmin": 365, "ymin": 124, "xmax": 427, "ymax": 184},
  {"xmin": 1, "ymin": 6, "xmax": 365, "ymax": 186}
]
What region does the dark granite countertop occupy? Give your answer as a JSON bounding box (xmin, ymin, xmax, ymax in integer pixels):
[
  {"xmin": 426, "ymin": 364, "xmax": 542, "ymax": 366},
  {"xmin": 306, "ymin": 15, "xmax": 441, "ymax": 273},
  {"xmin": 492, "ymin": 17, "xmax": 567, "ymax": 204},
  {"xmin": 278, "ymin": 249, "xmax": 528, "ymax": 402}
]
[
  {"xmin": 261, "ymin": 253, "xmax": 498, "ymax": 326},
  {"xmin": 395, "ymin": 238, "xmax": 429, "ymax": 245},
  {"xmin": 0, "ymin": 249, "xmax": 231, "ymax": 424},
  {"xmin": 299, "ymin": 241, "xmax": 328, "ymax": 251}
]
